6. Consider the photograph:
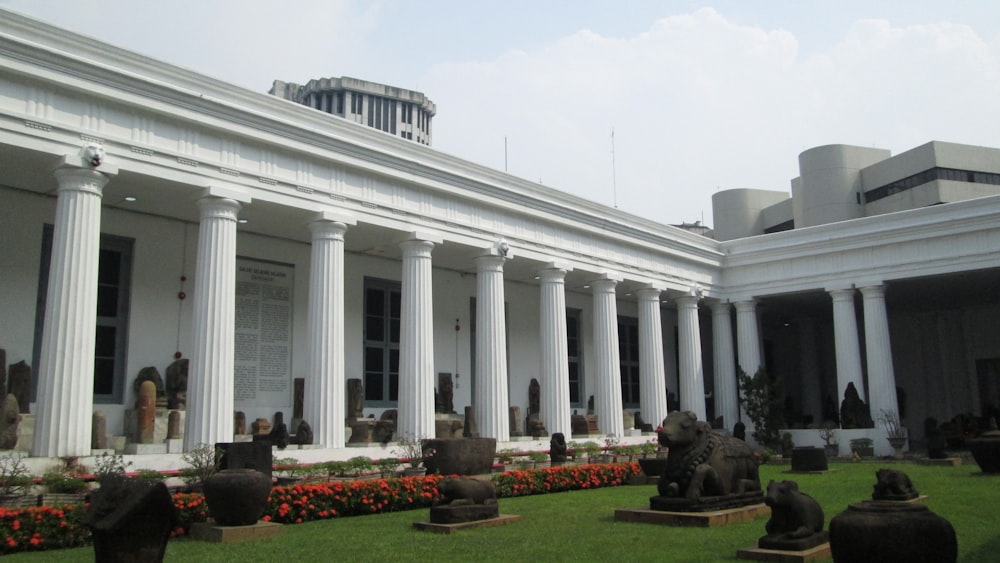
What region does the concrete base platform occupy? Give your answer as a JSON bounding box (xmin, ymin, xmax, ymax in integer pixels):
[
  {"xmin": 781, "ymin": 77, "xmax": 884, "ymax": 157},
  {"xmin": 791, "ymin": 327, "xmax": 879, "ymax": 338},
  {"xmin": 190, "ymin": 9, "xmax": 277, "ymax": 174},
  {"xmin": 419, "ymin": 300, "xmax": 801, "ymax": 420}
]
[
  {"xmin": 915, "ymin": 457, "xmax": 962, "ymax": 467},
  {"xmin": 615, "ymin": 503, "xmax": 769, "ymax": 527},
  {"xmin": 736, "ymin": 543, "xmax": 832, "ymax": 562},
  {"xmin": 413, "ymin": 514, "xmax": 521, "ymax": 534},
  {"xmin": 189, "ymin": 521, "xmax": 284, "ymax": 543}
]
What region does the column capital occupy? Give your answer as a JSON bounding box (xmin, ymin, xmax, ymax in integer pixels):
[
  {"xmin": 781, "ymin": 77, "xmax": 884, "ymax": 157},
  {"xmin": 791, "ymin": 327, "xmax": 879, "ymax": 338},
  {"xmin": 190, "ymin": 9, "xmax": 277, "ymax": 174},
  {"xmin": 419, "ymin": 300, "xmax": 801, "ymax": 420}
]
[
  {"xmin": 733, "ymin": 299, "xmax": 757, "ymax": 313},
  {"xmin": 676, "ymin": 293, "xmax": 701, "ymax": 308},
  {"xmin": 710, "ymin": 301, "xmax": 732, "ymax": 314},
  {"xmin": 537, "ymin": 267, "xmax": 567, "ymax": 283},
  {"xmin": 196, "ymin": 196, "xmax": 242, "ymax": 221},
  {"xmin": 859, "ymin": 284, "xmax": 886, "ymax": 298},
  {"xmin": 829, "ymin": 288, "xmax": 856, "ymax": 302},
  {"xmin": 308, "ymin": 219, "xmax": 349, "ymax": 240},
  {"xmin": 635, "ymin": 287, "xmax": 662, "ymax": 301},
  {"xmin": 475, "ymin": 254, "xmax": 506, "ymax": 273},
  {"xmin": 52, "ymin": 166, "xmax": 113, "ymax": 197},
  {"xmin": 399, "ymin": 238, "xmax": 435, "ymax": 257},
  {"xmin": 590, "ymin": 277, "xmax": 618, "ymax": 293}
]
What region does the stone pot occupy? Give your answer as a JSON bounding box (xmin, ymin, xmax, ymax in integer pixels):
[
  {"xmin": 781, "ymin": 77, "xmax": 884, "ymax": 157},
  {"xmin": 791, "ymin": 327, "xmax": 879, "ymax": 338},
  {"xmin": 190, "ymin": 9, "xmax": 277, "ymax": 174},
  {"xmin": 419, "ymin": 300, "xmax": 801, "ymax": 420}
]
[
  {"xmin": 887, "ymin": 437, "xmax": 907, "ymax": 459},
  {"xmin": 203, "ymin": 468, "xmax": 272, "ymax": 526},
  {"xmin": 829, "ymin": 500, "xmax": 957, "ymax": 563},
  {"xmin": 968, "ymin": 432, "xmax": 1000, "ymax": 473}
]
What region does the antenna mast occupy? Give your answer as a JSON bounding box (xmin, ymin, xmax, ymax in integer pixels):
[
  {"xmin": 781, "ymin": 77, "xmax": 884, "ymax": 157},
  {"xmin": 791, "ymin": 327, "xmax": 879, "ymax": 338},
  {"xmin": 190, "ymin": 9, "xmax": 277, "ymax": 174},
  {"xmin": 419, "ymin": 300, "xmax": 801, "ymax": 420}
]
[{"xmin": 611, "ymin": 128, "xmax": 618, "ymax": 208}]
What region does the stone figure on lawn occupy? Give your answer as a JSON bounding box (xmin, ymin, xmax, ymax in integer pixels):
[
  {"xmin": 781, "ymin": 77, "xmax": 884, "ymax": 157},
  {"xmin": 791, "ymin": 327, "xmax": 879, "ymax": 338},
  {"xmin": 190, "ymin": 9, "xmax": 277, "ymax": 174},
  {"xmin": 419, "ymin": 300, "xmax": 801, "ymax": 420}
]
[
  {"xmin": 651, "ymin": 410, "xmax": 761, "ymax": 511},
  {"xmin": 759, "ymin": 480, "xmax": 827, "ymax": 550}
]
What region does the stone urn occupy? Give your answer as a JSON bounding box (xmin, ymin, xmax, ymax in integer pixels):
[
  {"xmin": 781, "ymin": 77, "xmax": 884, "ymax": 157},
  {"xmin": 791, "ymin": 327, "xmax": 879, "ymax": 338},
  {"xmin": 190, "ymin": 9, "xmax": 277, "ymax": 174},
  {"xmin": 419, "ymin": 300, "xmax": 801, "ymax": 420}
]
[
  {"xmin": 829, "ymin": 500, "xmax": 957, "ymax": 563},
  {"xmin": 968, "ymin": 430, "xmax": 1000, "ymax": 473},
  {"xmin": 203, "ymin": 468, "xmax": 272, "ymax": 526}
]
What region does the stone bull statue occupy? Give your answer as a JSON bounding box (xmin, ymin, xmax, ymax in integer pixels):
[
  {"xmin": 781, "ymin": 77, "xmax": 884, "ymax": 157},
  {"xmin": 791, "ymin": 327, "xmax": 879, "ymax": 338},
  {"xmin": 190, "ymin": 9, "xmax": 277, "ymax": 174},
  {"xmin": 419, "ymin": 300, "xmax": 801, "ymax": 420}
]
[
  {"xmin": 657, "ymin": 410, "xmax": 761, "ymax": 500},
  {"xmin": 436, "ymin": 477, "xmax": 497, "ymax": 506}
]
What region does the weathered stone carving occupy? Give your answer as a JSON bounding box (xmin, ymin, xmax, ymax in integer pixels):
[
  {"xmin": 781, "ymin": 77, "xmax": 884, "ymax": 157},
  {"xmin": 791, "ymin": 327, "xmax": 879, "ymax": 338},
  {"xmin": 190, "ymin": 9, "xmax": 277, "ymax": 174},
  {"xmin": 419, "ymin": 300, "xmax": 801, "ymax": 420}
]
[
  {"xmin": 463, "ymin": 406, "xmax": 479, "ymax": 438},
  {"xmin": 437, "ymin": 477, "xmax": 497, "ymax": 506},
  {"xmin": 438, "ymin": 373, "xmax": 454, "ymax": 414},
  {"xmin": 840, "ymin": 382, "xmax": 873, "ymax": 429},
  {"xmin": 651, "ymin": 410, "xmax": 761, "ymax": 511},
  {"xmin": 92, "ymin": 410, "xmax": 107, "ymax": 449},
  {"xmin": 83, "ymin": 476, "xmax": 177, "ymax": 563},
  {"xmin": 872, "ymin": 468, "xmax": 918, "ymax": 501},
  {"xmin": 269, "ymin": 411, "xmax": 289, "ymax": 450},
  {"xmin": 167, "ymin": 410, "xmax": 181, "ymax": 440},
  {"xmin": 234, "ymin": 411, "xmax": 246, "ymax": 435},
  {"xmin": 165, "ymin": 359, "xmax": 188, "ymax": 410},
  {"xmin": 136, "ymin": 380, "xmax": 156, "ymax": 444},
  {"xmin": 429, "ymin": 476, "xmax": 500, "ymax": 524},
  {"xmin": 549, "ymin": 432, "xmax": 568, "ymax": 463},
  {"xmin": 759, "ymin": 480, "xmax": 827, "ymax": 551},
  {"xmin": 346, "ymin": 378, "xmax": 363, "ymax": 420},
  {"xmin": 525, "ymin": 378, "xmax": 548, "ymax": 437},
  {"xmin": 0, "ymin": 394, "xmax": 21, "ymax": 449},
  {"xmin": 134, "ymin": 367, "xmax": 166, "ymax": 408},
  {"xmin": 292, "ymin": 419, "xmax": 313, "ymax": 445},
  {"xmin": 7, "ymin": 361, "xmax": 30, "ymax": 414}
]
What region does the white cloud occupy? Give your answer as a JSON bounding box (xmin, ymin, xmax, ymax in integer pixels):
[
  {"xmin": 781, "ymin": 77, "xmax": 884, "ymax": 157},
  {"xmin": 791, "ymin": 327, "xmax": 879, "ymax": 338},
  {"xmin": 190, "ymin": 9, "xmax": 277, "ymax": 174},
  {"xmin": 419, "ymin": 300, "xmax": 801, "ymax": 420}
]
[{"xmin": 424, "ymin": 9, "xmax": 1000, "ymax": 226}]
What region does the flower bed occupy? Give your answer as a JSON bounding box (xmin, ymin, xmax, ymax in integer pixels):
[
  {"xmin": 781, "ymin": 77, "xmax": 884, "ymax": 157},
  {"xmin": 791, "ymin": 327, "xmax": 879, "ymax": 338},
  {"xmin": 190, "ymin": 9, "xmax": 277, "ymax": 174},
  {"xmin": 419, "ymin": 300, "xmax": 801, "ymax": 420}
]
[{"xmin": 0, "ymin": 462, "xmax": 640, "ymax": 555}]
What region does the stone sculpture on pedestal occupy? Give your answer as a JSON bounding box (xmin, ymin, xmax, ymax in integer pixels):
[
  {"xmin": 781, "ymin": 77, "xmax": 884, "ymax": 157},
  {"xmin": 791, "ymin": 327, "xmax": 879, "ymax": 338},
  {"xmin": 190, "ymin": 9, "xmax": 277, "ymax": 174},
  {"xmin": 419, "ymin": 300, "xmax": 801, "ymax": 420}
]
[
  {"xmin": 758, "ymin": 480, "xmax": 827, "ymax": 551},
  {"xmin": 650, "ymin": 410, "xmax": 762, "ymax": 512}
]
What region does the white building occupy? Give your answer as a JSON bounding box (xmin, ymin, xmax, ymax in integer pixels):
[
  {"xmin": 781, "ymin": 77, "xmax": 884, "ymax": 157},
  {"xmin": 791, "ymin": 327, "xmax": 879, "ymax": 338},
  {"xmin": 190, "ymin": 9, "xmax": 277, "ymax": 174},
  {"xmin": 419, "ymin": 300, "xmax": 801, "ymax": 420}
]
[
  {"xmin": 270, "ymin": 77, "xmax": 435, "ymax": 145},
  {"xmin": 1, "ymin": 10, "xmax": 998, "ymax": 465}
]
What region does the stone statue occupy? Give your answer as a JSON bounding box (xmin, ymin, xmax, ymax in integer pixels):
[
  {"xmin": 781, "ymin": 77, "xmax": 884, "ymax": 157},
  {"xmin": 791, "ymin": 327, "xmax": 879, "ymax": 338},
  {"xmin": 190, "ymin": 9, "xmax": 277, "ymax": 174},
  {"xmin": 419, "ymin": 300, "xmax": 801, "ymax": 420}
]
[
  {"xmin": 759, "ymin": 480, "xmax": 827, "ymax": 551},
  {"xmin": 840, "ymin": 382, "xmax": 873, "ymax": 429},
  {"xmin": 528, "ymin": 378, "xmax": 541, "ymax": 416},
  {"xmin": 549, "ymin": 432, "xmax": 568, "ymax": 463},
  {"xmin": 136, "ymin": 380, "xmax": 156, "ymax": 444},
  {"xmin": 292, "ymin": 420, "xmax": 314, "ymax": 445},
  {"xmin": 733, "ymin": 421, "xmax": 747, "ymax": 441},
  {"xmin": 133, "ymin": 366, "xmax": 166, "ymax": 408},
  {"xmin": 234, "ymin": 411, "xmax": 246, "ymax": 435},
  {"xmin": 346, "ymin": 378, "xmax": 364, "ymax": 420},
  {"xmin": 430, "ymin": 476, "xmax": 499, "ymax": 524},
  {"xmin": 653, "ymin": 411, "xmax": 761, "ymax": 508},
  {"xmin": 0, "ymin": 394, "xmax": 21, "ymax": 449},
  {"xmin": 463, "ymin": 406, "xmax": 479, "ymax": 438},
  {"xmin": 269, "ymin": 412, "xmax": 289, "ymax": 450},
  {"xmin": 438, "ymin": 373, "xmax": 454, "ymax": 414},
  {"xmin": 7, "ymin": 361, "xmax": 30, "ymax": 414},
  {"xmin": 165, "ymin": 358, "xmax": 188, "ymax": 410},
  {"xmin": 436, "ymin": 477, "xmax": 497, "ymax": 506},
  {"xmin": 872, "ymin": 468, "xmax": 918, "ymax": 501},
  {"xmin": 83, "ymin": 476, "xmax": 177, "ymax": 562}
]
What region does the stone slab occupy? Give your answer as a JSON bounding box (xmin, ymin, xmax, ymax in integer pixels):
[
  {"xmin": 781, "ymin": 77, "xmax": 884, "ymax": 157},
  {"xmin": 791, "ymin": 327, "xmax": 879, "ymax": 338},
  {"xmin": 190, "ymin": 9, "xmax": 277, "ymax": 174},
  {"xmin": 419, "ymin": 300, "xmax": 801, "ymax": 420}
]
[
  {"xmin": 166, "ymin": 438, "xmax": 183, "ymax": 454},
  {"xmin": 736, "ymin": 543, "xmax": 832, "ymax": 562},
  {"xmin": 412, "ymin": 514, "xmax": 521, "ymax": 534},
  {"xmin": 190, "ymin": 521, "xmax": 284, "ymax": 543},
  {"xmin": 915, "ymin": 457, "xmax": 962, "ymax": 467},
  {"xmin": 615, "ymin": 504, "xmax": 770, "ymax": 527},
  {"xmin": 124, "ymin": 443, "xmax": 168, "ymax": 455}
]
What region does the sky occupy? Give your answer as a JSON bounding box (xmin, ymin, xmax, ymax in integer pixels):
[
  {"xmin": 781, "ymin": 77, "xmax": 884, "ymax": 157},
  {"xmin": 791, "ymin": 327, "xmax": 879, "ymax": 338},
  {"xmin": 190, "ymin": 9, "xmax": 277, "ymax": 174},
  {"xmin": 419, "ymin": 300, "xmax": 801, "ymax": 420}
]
[{"xmin": 3, "ymin": 1, "xmax": 1000, "ymax": 228}]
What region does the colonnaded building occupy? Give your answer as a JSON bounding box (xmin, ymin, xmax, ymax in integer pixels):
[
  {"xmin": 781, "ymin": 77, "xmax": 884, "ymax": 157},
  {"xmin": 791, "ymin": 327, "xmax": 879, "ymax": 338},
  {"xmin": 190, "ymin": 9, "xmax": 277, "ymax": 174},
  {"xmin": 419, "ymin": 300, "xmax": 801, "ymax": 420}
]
[{"xmin": 2, "ymin": 9, "xmax": 1000, "ymax": 465}]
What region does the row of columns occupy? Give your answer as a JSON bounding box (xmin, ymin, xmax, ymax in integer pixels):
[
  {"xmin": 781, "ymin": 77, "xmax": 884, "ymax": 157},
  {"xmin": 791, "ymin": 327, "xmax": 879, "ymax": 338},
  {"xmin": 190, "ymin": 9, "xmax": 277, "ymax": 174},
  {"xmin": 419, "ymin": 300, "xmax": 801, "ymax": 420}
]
[{"xmin": 33, "ymin": 152, "xmax": 899, "ymax": 458}]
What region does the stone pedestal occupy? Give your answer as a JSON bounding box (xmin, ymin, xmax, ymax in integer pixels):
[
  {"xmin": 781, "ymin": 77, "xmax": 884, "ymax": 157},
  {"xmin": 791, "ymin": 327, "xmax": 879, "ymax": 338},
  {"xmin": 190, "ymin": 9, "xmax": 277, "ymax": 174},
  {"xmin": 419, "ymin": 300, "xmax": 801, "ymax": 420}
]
[
  {"xmin": 190, "ymin": 521, "xmax": 284, "ymax": 543},
  {"xmin": 615, "ymin": 504, "xmax": 770, "ymax": 527},
  {"xmin": 829, "ymin": 501, "xmax": 957, "ymax": 563},
  {"xmin": 430, "ymin": 504, "xmax": 499, "ymax": 524}
]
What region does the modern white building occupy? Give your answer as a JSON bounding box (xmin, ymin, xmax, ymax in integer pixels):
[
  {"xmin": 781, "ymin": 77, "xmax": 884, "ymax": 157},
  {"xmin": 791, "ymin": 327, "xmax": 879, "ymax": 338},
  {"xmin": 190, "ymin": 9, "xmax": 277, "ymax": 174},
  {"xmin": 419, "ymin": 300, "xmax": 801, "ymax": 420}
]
[
  {"xmin": 1, "ymin": 9, "xmax": 998, "ymax": 466},
  {"xmin": 270, "ymin": 77, "xmax": 435, "ymax": 146}
]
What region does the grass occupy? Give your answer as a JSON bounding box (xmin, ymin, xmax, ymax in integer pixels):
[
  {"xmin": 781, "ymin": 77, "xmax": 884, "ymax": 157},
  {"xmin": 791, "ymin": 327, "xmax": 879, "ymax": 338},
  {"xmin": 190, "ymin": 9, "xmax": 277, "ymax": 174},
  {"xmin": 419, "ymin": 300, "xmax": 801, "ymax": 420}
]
[{"xmin": 6, "ymin": 461, "xmax": 1000, "ymax": 562}]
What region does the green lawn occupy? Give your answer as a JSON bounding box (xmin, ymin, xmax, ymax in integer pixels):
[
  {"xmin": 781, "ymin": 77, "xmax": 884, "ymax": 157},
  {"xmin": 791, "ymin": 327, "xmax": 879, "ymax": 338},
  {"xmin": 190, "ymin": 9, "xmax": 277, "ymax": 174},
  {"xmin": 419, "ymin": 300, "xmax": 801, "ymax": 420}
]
[{"xmin": 7, "ymin": 461, "xmax": 1000, "ymax": 562}]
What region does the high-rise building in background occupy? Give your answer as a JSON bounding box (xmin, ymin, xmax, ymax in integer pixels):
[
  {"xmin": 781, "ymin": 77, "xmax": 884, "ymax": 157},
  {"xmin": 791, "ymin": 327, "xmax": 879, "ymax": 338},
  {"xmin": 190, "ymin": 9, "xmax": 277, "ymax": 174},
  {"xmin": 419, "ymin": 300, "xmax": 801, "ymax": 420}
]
[{"xmin": 270, "ymin": 77, "xmax": 436, "ymax": 145}]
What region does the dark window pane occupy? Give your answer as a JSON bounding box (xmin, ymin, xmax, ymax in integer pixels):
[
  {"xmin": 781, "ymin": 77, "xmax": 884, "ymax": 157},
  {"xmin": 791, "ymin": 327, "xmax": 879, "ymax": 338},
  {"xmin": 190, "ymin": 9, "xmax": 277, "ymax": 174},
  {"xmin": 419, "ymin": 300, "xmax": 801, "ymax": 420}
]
[
  {"xmin": 95, "ymin": 326, "xmax": 116, "ymax": 357},
  {"xmin": 97, "ymin": 285, "xmax": 119, "ymax": 317},
  {"xmin": 365, "ymin": 372, "xmax": 383, "ymax": 401},
  {"xmin": 390, "ymin": 291, "xmax": 401, "ymax": 316},
  {"xmin": 365, "ymin": 347, "xmax": 383, "ymax": 372},
  {"xmin": 366, "ymin": 288, "xmax": 385, "ymax": 316},
  {"xmin": 390, "ymin": 319, "xmax": 400, "ymax": 343},
  {"xmin": 389, "ymin": 348, "xmax": 399, "ymax": 372},
  {"xmin": 94, "ymin": 358, "xmax": 115, "ymax": 395},
  {"xmin": 389, "ymin": 372, "xmax": 399, "ymax": 401},
  {"xmin": 366, "ymin": 317, "xmax": 384, "ymax": 341},
  {"xmin": 98, "ymin": 249, "xmax": 121, "ymax": 285}
]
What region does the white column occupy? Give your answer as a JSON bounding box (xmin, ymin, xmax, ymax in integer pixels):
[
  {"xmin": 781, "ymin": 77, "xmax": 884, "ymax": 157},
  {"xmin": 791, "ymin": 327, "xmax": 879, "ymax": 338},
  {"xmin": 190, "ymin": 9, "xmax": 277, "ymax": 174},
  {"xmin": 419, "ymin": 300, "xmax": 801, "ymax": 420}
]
[
  {"xmin": 305, "ymin": 217, "xmax": 350, "ymax": 448},
  {"xmin": 830, "ymin": 288, "xmax": 866, "ymax": 407},
  {"xmin": 734, "ymin": 299, "xmax": 761, "ymax": 424},
  {"xmin": 397, "ymin": 238, "xmax": 436, "ymax": 441},
  {"xmin": 475, "ymin": 253, "xmax": 510, "ymax": 441},
  {"xmin": 33, "ymin": 160, "xmax": 115, "ymax": 457},
  {"xmin": 735, "ymin": 300, "xmax": 762, "ymax": 377},
  {"xmin": 711, "ymin": 301, "xmax": 739, "ymax": 430},
  {"xmin": 637, "ymin": 287, "xmax": 668, "ymax": 429},
  {"xmin": 861, "ymin": 285, "xmax": 900, "ymax": 423},
  {"xmin": 184, "ymin": 194, "xmax": 243, "ymax": 449},
  {"xmin": 539, "ymin": 266, "xmax": 571, "ymax": 437},
  {"xmin": 676, "ymin": 291, "xmax": 706, "ymax": 420},
  {"xmin": 592, "ymin": 276, "xmax": 624, "ymax": 436}
]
